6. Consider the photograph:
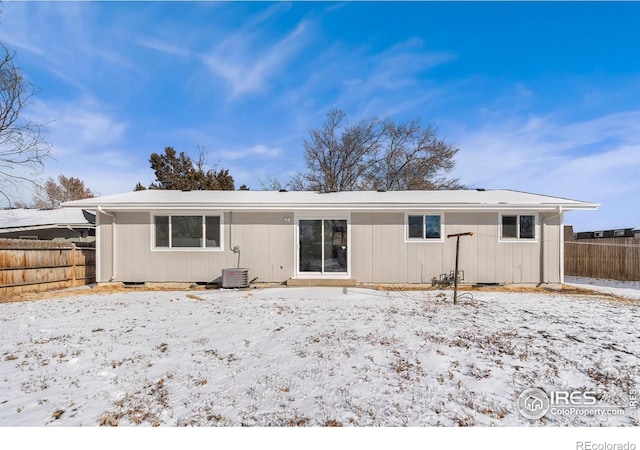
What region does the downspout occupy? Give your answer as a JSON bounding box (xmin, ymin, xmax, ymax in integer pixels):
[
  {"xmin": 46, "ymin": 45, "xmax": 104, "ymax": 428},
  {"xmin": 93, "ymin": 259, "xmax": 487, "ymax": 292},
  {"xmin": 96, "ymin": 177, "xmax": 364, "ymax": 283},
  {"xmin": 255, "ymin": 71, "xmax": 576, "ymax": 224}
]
[
  {"xmin": 559, "ymin": 206, "xmax": 564, "ymax": 285},
  {"xmin": 98, "ymin": 206, "xmax": 116, "ymax": 282},
  {"xmin": 541, "ymin": 206, "xmax": 563, "ymax": 285},
  {"xmin": 229, "ymin": 211, "xmax": 233, "ymax": 252}
]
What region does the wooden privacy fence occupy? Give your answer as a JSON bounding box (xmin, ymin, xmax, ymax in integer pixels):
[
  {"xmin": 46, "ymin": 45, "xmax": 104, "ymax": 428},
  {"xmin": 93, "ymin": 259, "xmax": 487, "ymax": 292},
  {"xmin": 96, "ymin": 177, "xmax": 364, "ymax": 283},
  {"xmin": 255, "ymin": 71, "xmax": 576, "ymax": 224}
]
[
  {"xmin": 0, "ymin": 239, "xmax": 96, "ymax": 298},
  {"xmin": 564, "ymin": 237, "xmax": 640, "ymax": 282}
]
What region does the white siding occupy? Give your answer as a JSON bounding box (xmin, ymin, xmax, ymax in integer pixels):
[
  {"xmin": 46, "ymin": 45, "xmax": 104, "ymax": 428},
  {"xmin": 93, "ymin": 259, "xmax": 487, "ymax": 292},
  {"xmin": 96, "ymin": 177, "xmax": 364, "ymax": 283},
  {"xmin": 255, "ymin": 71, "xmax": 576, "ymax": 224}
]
[
  {"xmin": 541, "ymin": 212, "xmax": 562, "ymax": 283},
  {"xmin": 105, "ymin": 211, "xmax": 294, "ymax": 283},
  {"xmin": 352, "ymin": 211, "xmax": 561, "ymax": 285},
  {"xmin": 97, "ymin": 211, "xmax": 113, "ymax": 283},
  {"xmin": 98, "ymin": 209, "xmax": 563, "ymax": 285}
]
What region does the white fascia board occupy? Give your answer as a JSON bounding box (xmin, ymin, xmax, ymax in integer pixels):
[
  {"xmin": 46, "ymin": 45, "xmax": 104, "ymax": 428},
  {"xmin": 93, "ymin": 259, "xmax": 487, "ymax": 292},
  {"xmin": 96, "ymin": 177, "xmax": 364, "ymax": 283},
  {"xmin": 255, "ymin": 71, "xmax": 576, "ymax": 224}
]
[
  {"xmin": 0, "ymin": 224, "xmax": 58, "ymax": 232},
  {"xmin": 65, "ymin": 202, "xmax": 598, "ymax": 213},
  {"xmin": 0, "ymin": 223, "xmax": 94, "ymax": 233}
]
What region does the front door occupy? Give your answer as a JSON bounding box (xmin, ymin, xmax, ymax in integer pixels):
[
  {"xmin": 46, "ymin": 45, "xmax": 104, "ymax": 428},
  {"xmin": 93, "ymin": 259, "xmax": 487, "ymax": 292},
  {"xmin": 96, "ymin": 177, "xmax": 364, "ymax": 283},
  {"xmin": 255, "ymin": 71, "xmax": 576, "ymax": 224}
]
[{"xmin": 298, "ymin": 219, "xmax": 348, "ymax": 275}]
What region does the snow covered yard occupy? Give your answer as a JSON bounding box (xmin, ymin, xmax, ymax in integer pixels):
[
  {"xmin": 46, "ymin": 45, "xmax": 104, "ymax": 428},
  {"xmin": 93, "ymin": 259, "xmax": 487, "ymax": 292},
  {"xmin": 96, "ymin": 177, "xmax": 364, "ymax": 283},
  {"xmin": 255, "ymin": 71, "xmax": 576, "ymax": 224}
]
[
  {"xmin": 565, "ymin": 276, "xmax": 640, "ymax": 300},
  {"xmin": 0, "ymin": 286, "xmax": 638, "ymax": 427}
]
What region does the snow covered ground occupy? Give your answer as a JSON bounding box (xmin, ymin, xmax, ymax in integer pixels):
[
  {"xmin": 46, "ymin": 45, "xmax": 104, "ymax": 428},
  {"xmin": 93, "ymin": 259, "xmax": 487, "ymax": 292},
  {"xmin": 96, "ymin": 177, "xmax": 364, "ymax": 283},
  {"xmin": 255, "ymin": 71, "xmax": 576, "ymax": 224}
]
[
  {"xmin": 565, "ymin": 276, "xmax": 640, "ymax": 300},
  {"xmin": 0, "ymin": 286, "xmax": 638, "ymax": 427}
]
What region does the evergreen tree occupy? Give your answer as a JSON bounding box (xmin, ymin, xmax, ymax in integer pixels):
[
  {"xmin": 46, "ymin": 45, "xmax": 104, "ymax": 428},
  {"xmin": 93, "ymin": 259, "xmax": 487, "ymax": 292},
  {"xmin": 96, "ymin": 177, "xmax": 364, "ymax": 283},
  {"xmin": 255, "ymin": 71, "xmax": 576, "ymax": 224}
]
[{"xmin": 138, "ymin": 147, "xmax": 234, "ymax": 191}]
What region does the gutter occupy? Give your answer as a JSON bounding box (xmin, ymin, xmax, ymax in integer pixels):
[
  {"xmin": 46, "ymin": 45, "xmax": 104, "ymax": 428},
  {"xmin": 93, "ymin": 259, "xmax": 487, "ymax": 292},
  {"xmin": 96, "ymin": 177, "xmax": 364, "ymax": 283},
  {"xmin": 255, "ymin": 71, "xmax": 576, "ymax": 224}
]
[
  {"xmin": 98, "ymin": 206, "xmax": 116, "ymax": 282},
  {"xmin": 61, "ymin": 202, "xmax": 599, "ymax": 213}
]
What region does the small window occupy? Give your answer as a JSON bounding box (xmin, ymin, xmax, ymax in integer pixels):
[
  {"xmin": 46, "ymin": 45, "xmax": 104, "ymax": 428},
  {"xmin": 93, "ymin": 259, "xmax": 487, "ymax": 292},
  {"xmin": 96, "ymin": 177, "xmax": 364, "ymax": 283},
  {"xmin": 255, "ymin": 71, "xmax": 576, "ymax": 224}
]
[
  {"xmin": 153, "ymin": 215, "xmax": 222, "ymax": 249},
  {"xmin": 425, "ymin": 215, "xmax": 441, "ymax": 239},
  {"xmin": 502, "ymin": 215, "xmax": 518, "ymax": 239},
  {"xmin": 205, "ymin": 216, "xmax": 221, "ymax": 247},
  {"xmin": 501, "ymin": 214, "xmax": 536, "ymax": 240},
  {"xmin": 519, "ymin": 215, "xmax": 535, "ymax": 239},
  {"xmin": 408, "ymin": 215, "xmax": 423, "ymax": 239},
  {"xmin": 407, "ymin": 214, "xmax": 443, "ymax": 241}
]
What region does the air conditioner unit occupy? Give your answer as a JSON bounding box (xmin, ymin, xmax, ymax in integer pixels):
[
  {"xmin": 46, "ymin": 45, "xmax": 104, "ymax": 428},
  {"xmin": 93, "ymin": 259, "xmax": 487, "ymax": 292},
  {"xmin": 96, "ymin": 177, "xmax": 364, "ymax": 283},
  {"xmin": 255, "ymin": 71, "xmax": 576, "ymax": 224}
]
[{"xmin": 221, "ymin": 268, "xmax": 249, "ymax": 288}]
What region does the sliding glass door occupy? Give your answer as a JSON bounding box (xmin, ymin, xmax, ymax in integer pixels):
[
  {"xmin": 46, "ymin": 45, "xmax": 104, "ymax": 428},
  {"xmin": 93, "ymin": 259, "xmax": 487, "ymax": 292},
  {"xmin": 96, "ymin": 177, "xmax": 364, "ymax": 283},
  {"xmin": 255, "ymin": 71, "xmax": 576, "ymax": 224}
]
[{"xmin": 299, "ymin": 219, "xmax": 348, "ymax": 274}]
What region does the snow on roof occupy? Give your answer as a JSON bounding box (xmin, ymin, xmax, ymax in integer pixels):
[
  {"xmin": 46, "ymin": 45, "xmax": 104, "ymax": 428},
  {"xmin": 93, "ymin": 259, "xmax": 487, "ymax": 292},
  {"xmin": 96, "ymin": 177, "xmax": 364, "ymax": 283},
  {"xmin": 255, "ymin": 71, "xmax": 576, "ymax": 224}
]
[
  {"xmin": 0, "ymin": 208, "xmax": 94, "ymax": 231},
  {"xmin": 62, "ymin": 189, "xmax": 599, "ymax": 211}
]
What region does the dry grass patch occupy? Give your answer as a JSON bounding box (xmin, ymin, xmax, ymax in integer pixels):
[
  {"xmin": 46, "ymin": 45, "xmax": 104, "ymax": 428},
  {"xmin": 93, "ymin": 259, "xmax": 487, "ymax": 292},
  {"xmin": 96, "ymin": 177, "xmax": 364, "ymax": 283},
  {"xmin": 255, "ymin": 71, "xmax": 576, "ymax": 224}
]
[
  {"xmin": 98, "ymin": 378, "xmax": 169, "ymax": 427},
  {"xmin": 368, "ymin": 282, "xmax": 633, "ymax": 301},
  {"xmin": 0, "ymin": 283, "xmax": 209, "ymax": 303},
  {"xmin": 3, "ymin": 280, "xmax": 634, "ymax": 305}
]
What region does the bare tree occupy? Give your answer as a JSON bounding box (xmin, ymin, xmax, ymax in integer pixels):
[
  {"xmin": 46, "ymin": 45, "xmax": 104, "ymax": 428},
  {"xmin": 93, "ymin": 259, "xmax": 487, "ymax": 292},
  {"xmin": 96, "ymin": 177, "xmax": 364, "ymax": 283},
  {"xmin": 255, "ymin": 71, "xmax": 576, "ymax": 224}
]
[
  {"xmin": 292, "ymin": 109, "xmax": 384, "ymax": 191},
  {"xmin": 293, "ymin": 109, "xmax": 462, "ymax": 191},
  {"xmin": 370, "ymin": 119, "xmax": 462, "ymax": 190},
  {"xmin": 33, "ymin": 174, "xmax": 95, "ymax": 209},
  {"xmin": 0, "ymin": 44, "xmax": 50, "ymax": 205},
  {"xmin": 258, "ymin": 175, "xmax": 285, "ymax": 191}
]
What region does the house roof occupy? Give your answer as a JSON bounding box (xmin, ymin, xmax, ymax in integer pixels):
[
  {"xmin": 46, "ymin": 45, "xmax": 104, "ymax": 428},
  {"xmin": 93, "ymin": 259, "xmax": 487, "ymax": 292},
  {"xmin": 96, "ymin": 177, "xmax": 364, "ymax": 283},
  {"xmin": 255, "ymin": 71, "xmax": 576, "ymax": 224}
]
[
  {"xmin": 62, "ymin": 189, "xmax": 598, "ymax": 212},
  {"xmin": 0, "ymin": 208, "xmax": 95, "ymax": 233}
]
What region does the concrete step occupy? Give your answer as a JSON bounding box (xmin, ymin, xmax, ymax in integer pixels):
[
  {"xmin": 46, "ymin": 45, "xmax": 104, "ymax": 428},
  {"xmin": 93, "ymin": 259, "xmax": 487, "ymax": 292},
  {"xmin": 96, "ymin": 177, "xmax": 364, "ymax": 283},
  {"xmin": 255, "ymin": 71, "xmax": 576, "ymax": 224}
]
[{"xmin": 286, "ymin": 278, "xmax": 357, "ymax": 287}]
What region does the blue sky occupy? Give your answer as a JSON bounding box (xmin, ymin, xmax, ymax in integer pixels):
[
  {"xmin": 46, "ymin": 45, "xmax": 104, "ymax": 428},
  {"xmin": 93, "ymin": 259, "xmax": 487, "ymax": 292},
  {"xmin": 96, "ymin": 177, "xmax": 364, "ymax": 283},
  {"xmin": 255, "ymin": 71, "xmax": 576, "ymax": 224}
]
[{"xmin": 1, "ymin": 1, "xmax": 639, "ymax": 231}]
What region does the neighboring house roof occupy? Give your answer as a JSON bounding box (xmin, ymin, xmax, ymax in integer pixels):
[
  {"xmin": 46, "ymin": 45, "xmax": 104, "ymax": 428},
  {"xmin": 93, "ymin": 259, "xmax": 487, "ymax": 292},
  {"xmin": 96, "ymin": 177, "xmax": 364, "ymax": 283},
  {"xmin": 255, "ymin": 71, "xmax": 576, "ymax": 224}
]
[
  {"xmin": 0, "ymin": 208, "xmax": 95, "ymax": 234},
  {"xmin": 62, "ymin": 189, "xmax": 598, "ymax": 212},
  {"xmin": 575, "ymin": 227, "xmax": 637, "ymax": 235}
]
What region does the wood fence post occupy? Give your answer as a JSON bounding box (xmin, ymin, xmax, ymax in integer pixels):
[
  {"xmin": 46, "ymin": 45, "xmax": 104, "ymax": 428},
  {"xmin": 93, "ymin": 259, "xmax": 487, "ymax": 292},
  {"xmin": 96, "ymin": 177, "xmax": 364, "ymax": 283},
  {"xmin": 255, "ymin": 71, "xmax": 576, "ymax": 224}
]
[{"xmin": 71, "ymin": 243, "xmax": 77, "ymax": 286}]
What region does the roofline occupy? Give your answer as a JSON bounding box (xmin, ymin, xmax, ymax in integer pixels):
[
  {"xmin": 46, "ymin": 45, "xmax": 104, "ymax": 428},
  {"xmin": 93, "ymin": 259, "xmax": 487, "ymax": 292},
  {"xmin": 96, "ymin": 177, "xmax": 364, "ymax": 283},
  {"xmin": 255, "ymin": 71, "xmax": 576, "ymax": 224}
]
[
  {"xmin": 0, "ymin": 223, "xmax": 95, "ymax": 233},
  {"xmin": 62, "ymin": 189, "xmax": 599, "ymax": 212},
  {"xmin": 496, "ymin": 188, "xmax": 595, "ymax": 205},
  {"xmin": 66, "ymin": 202, "xmax": 599, "ymax": 212}
]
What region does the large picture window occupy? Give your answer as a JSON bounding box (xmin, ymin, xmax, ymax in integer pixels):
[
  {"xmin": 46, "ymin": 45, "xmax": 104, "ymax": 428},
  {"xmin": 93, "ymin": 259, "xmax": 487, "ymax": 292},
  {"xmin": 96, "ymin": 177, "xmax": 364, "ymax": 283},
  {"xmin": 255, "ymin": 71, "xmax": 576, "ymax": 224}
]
[
  {"xmin": 154, "ymin": 215, "xmax": 221, "ymax": 249},
  {"xmin": 501, "ymin": 214, "xmax": 535, "ymax": 240},
  {"xmin": 406, "ymin": 214, "xmax": 443, "ymax": 241}
]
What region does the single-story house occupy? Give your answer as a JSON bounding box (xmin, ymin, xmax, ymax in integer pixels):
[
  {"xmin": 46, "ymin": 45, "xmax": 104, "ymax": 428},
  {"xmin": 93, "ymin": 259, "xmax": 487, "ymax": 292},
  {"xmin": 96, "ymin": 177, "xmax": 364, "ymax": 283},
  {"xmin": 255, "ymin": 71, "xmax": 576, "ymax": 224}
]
[
  {"xmin": 573, "ymin": 227, "xmax": 638, "ymax": 239},
  {"xmin": 0, "ymin": 208, "xmax": 95, "ymax": 241},
  {"xmin": 62, "ymin": 189, "xmax": 598, "ymax": 286}
]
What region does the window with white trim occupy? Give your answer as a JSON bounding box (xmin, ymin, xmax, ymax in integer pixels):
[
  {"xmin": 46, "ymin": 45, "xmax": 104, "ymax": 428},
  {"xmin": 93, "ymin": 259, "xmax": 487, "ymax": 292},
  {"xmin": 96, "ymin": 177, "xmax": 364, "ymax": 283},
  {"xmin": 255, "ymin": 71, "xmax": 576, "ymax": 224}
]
[
  {"xmin": 154, "ymin": 215, "xmax": 221, "ymax": 249},
  {"xmin": 501, "ymin": 214, "xmax": 535, "ymax": 240},
  {"xmin": 407, "ymin": 214, "xmax": 443, "ymax": 241}
]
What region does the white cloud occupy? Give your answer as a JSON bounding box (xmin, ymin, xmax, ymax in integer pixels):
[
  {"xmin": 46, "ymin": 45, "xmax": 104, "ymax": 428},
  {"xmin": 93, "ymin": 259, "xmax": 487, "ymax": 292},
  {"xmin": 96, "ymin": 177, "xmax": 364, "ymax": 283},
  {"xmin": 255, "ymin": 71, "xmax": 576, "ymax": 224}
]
[
  {"xmin": 218, "ymin": 144, "xmax": 282, "ymax": 161},
  {"xmin": 340, "ymin": 41, "xmax": 455, "ymax": 117},
  {"xmin": 202, "ymin": 19, "xmax": 311, "ymax": 99},
  {"xmin": 0, "ymin": 2, "xmax": 145, "ymax": 94},
  {"xmin": 31, "ymin": 98, "xmax": 127, "ymax": 156},
  {"xmin": 452, "ymin": 110, "xmax": 640, "ymax": 230},
  {"xmin": 137, "ymin": 40, "xmax": 192, "ymax": 58},
  {"xmin": 130, "ymin": 4, "xmax": 313, "ymax": 101},
  {"xmin": 276, "ymin": 35, "xmax": 456, "ymax": 123},
  {"xmin": 6, "ymin": 97, "xmax": 149, "ymax": 202}
]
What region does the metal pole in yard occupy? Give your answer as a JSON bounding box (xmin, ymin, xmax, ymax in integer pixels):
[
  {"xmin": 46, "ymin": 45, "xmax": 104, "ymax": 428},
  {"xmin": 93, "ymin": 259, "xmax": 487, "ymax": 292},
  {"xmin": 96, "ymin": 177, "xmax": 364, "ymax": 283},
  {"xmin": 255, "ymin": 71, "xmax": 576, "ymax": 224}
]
[{"xmin": 447, "ymin": 232, "xmax": 473, "ymax": 304}]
